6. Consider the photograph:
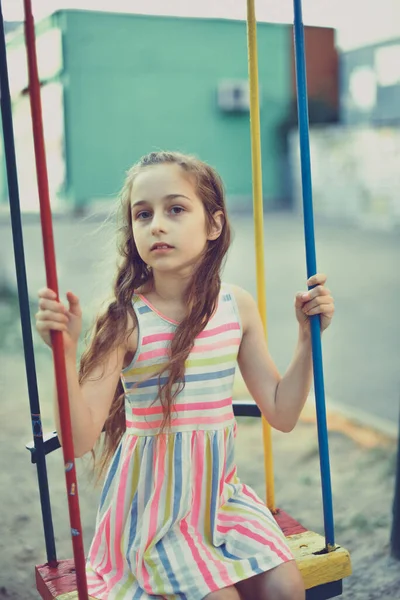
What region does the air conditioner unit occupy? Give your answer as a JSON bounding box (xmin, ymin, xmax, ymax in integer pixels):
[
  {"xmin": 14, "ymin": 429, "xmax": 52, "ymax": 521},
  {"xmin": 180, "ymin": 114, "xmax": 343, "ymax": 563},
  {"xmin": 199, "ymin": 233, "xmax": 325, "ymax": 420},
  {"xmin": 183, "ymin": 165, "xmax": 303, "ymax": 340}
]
[{"xmin": 218, "ymin": 80, "xmax": 250, "ymax": 112}]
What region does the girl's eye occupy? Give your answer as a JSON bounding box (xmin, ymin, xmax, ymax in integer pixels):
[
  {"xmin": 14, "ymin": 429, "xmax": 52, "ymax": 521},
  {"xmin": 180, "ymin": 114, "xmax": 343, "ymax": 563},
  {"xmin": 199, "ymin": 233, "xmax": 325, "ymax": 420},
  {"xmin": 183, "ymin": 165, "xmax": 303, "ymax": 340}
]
[
  {"xmin": 136, "ymin": 211, "xmax": 151, "ymax": 220},
  {"xmin": 171, "ymin": 206, "xmax": 184, "ymax": 215}
]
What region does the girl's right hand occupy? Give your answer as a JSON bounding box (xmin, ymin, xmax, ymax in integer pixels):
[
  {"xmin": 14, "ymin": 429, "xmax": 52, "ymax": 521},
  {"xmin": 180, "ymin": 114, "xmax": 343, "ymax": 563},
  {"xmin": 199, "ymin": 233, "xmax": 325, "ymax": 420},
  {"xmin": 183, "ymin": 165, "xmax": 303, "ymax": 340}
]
[{"xmin": 35, "ymin": 288, "xmax": 82, "ymax": 354}]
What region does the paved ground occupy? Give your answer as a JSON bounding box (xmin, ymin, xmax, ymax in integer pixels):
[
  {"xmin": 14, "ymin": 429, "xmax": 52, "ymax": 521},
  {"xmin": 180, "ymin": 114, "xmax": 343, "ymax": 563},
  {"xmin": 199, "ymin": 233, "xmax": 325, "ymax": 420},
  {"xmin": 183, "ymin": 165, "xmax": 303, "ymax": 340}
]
[{"xmin": 1, "ymin": 209, "xmax": 399, "ymax": 428}]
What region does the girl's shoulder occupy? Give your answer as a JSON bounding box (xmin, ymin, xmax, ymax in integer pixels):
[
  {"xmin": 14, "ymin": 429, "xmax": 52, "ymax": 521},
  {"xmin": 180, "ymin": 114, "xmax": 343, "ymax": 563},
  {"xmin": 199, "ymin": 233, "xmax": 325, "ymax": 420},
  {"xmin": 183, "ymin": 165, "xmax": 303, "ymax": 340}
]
[
  {"xmin": 123, "ymin": 307, "xmax": 139, "ymax": 369},
  {"xmin": 223, "ymin": 283, "xmax": 257, "ymax": 335}
]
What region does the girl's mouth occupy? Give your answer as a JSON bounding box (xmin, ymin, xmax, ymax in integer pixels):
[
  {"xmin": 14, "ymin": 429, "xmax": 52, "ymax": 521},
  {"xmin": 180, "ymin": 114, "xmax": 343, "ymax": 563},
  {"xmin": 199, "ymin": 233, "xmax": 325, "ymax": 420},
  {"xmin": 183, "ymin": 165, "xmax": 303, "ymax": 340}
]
[{"xmin": 151, "ymin": 243, "xmax": 174, "ymax": 252}]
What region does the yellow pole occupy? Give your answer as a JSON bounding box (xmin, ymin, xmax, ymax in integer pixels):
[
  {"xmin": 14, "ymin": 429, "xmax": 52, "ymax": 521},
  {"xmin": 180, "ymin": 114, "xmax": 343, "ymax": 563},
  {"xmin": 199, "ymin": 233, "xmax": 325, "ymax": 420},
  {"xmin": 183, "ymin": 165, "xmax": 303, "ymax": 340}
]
[{"xmin": 246, "ymin": 0, "xmax": 276, "ymax": 511}]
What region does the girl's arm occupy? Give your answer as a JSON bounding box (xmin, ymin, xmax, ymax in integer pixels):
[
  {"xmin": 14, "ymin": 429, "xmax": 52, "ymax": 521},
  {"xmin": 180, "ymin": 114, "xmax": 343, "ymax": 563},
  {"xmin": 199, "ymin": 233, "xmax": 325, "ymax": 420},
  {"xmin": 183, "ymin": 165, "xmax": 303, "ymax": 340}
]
[
  {"xmin": 233, "ymin": 276, "xmax": 334, "ymax": 432},
  {"xmin": 36, "ymin": 288, "xmax": 136, "ymax": 457},
  {"xmin": 57, "ymin": 345, "xmax": 127, "ymax": 457}
]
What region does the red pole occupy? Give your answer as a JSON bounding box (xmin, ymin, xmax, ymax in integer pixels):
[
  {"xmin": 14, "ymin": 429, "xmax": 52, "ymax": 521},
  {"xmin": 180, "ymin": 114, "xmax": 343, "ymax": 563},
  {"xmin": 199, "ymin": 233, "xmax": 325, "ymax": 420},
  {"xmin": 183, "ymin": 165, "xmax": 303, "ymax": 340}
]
[{"xmin": 22, "ymin": 2, "xmax": 89, "ymax": 598}]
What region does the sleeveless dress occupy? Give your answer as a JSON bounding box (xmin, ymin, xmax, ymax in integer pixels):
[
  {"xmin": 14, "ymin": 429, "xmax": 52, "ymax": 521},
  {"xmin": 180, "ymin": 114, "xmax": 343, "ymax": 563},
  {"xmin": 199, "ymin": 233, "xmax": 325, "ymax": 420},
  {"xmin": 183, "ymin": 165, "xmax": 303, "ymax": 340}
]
[{"xmin": 86, "ymin": 284, "xmax": 293, "ymax": 599}]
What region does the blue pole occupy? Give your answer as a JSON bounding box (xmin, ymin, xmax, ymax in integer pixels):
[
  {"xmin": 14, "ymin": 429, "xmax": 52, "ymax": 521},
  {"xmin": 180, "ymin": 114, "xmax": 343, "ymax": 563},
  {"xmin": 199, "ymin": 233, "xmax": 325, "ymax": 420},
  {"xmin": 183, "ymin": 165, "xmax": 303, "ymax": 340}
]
[
  {"xmin": 0, "ymin": 1, "xmax": 57, "ymax": 564},
  {"xmin": 292, "ymin": 0, "xmax": 335, "ymax": 550}
]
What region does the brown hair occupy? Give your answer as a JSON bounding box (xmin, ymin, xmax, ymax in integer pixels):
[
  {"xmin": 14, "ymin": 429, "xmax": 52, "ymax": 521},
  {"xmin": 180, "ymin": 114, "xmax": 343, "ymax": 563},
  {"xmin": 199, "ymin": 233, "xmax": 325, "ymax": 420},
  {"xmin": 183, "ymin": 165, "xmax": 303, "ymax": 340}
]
[{"xmin": 79, "ymin": 151, "xmax": 231, "ymax": 476}]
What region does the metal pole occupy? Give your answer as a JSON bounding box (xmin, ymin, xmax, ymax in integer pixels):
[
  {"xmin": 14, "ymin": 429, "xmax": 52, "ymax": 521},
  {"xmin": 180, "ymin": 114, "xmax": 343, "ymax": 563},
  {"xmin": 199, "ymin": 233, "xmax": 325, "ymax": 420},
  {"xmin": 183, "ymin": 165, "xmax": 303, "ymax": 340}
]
[
  {"xmin": 22, "ymin": 1, "xmax": 89, "ymax": 596},
  {"xmin": 0, "ymin": 0, "xmax": 57, "ymax": 566},
  {"xmin": 292, "ymin": 0, "xmax": 335, "ymax": 550},
  {"xmin": 246, "ymin": 0, "xmax": 276, "ymax": 513},
  {"xmin": 391, "ymin": 408, "xmax": 400, "ymax": 560}
]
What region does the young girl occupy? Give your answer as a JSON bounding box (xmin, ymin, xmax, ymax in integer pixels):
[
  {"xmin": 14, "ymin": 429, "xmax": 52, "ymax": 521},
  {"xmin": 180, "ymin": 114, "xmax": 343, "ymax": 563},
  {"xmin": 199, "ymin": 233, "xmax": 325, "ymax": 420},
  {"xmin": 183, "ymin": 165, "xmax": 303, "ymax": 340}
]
[{"xmin": 36, "ymin": 151, "xmax": 334, "ymax": 600}]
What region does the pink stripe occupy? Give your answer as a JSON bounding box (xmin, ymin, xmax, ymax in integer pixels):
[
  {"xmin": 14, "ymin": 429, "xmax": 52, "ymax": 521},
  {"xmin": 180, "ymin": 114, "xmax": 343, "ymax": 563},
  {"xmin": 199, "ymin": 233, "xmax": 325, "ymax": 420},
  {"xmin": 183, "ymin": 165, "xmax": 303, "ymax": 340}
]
[
  {"xmin": 142, "ymin": 322, "xmax": 239, "ymax": 346},
  {"xmin": 96, "ymin": 520, "xmax": 112, "ymax": 575},
  {"xmin": 126, "ymin": 411, "xmax": 234, "ymax": 430},
  {"xmin": 218, "ymin": 513, "xmax": 291, "ymax": 556},
  {"xmin": 97, "ymin": 517, "xmax": 112, "ymax": 577},
  {"xmin": 137, "ymin": 337, "xmax": 241, "ymax": 363},
  {"xmin": 142, "ymin": 332, "xmax": 173, "ymax": 345},
  {"xmin": 137, "ymin": 348, "xmax": 167, "ymax": 362},
  {"xmin": 197, "ymin": 322, "xmax": 240, "ymax": 339},
  {"xmin": 96, "ymin": 545, "xmax": 108, "ymax": 580},
  {"xmin": 87, "ymin": 580, "xmax": 107, "ymax": 598},
  {"xmin": 225, "ymin": 465, "xmax": 237, "ymax": 483},
  {"xmin": 86, "ymin": 567, "xmax": 108, "ymax": 598},
  {"xmin": 88, "ymin": 506, "xmax": 111, "ymax": 566},
  {"xmin": 180, "ymin": 518, "xmax": 217, "ymax": 589},
  {"xmin": 192, "ymin": 337, "xmax": 241, "ymax": 351},
  {"xmin": 107, "ymin": 436, "xmax": 138, "ymax": 586},
  {"xmin": 131, "ymin": 397, "xmax": 232, "ymax": 416},
  {"xmin": 217, "ymin": 523, "xmax": 290, "ymax": 561},
  {"xmin": 242, "ymin": 485, "xmax": 265, "ymax": 507}
]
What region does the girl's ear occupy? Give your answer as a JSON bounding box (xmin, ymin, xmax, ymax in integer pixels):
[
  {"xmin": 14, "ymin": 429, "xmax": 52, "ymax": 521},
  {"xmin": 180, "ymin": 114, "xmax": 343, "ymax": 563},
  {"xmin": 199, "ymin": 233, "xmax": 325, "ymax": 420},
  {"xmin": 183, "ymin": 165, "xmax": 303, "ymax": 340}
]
[{"xmin": 208, "ymin": 211, "xmax": 224, "ymax": 241}]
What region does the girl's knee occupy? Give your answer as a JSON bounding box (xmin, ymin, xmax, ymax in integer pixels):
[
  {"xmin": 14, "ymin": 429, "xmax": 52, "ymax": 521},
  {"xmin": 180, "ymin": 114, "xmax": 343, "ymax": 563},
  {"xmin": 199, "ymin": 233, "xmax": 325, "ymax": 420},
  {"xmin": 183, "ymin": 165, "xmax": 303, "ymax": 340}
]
[
  {"xmin": 261, "ymin": 561, "xmax": 305, "ymax": 600},
  {"xmin": 204, "ymin": 585, "xmax": 241, "ymax": 599},
  {"xmin": 278, "ymin": 577, "xmax": 305, "ymax": 600}
]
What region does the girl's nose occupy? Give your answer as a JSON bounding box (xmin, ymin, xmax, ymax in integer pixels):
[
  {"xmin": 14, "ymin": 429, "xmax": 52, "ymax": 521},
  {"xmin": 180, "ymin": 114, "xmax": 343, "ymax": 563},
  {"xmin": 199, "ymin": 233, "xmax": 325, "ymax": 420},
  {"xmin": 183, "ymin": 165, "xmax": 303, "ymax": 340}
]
[{"xmin": 150, "ymin": 212, "xmax": 167, "ymax": 234}]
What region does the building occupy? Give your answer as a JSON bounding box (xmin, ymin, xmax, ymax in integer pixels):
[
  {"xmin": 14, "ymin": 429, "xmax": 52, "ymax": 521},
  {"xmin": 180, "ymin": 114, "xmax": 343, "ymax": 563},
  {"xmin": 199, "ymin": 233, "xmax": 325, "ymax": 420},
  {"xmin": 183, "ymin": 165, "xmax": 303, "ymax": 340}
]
[
  {"xmin": 1, "ymin": 11, "xmax": 338, "ymax": 212},
  {"xmin": 340, "ymin": 38, "xmax": 400, "ymax": 126}
]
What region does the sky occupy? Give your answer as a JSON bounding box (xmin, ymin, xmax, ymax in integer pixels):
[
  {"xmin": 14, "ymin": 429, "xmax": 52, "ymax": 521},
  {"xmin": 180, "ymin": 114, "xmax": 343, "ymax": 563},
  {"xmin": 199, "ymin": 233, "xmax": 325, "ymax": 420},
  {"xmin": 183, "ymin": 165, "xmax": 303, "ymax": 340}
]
[{"xmin": 2, "ymin": 0, "xmax": 400, "ymax": 50}]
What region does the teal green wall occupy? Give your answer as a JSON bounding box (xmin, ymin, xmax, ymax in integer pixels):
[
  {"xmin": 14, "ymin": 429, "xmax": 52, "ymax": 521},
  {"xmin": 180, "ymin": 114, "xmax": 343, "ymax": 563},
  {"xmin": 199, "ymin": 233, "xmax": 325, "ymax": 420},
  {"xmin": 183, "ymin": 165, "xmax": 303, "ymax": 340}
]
[{"xmin": 60, "ymin": 11, "xmax": 291, "ymax": 210}]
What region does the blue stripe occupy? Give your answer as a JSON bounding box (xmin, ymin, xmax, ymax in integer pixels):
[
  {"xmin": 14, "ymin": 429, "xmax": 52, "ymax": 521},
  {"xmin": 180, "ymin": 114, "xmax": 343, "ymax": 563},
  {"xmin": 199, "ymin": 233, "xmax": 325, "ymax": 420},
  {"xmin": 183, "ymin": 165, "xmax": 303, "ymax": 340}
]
[
  {"xmin": 220, "ymin": 546, "xmax": 240, "ymax": 560},
  {"xmin": 137, "ymin": 305, "xmax": 152, "ymax": 315},
  {"xmin": 227, "ymin": 497, "xmax": 270, "ymax": 520},
  {"xmin": 235, "ymin": 537, "xmax": 271, "ymax": 558},
  {"xmin": 99, "ymin": 443, "xmax": 122, "ymax": 510},
  {"xmin": 126, "ymin": 438, "xmax": 155, "ymax": 573},
  {"xmin": 125, "ymin": 367, "xmax": 236, "ymax": 389},
  {"xmin": 167, "ymin": 529, "xmax": 199, "ymax": 596},
  {"xmin": 247, "ymin": 556, "xmax": 263, "ymax": 574},
  {"xmin": 144, "ymin": 438, "xmax": 155, "ymax": 503},
  {"xmin": 132, "ymin": 587, "xmax": 146, "ymax": 599},
  {"xmin": 126, "ymin": 491, "xmax": 139, "ymax": 574},
  {"xmin": 172, "ymin": 433, "xmax": 183, "ymax": 521},
  {"xmin": 220, "ymin": 543, "xmax": 263, "ymax": 573},
  {"xmin": 209, "ymin": 433, "xmax": 220, "ymax": 535},
  {"xmin": 156, "ymin": 540, "xmax": 180, "ymax": 593}
]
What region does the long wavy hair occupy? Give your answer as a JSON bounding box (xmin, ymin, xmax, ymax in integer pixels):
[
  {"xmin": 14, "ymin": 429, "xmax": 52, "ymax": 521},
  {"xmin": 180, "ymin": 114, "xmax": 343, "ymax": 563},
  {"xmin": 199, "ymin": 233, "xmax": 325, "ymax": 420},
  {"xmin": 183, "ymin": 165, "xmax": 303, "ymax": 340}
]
[{"xmin": 79, "ymin": 151, "xmax": 232, "ymax": 477}]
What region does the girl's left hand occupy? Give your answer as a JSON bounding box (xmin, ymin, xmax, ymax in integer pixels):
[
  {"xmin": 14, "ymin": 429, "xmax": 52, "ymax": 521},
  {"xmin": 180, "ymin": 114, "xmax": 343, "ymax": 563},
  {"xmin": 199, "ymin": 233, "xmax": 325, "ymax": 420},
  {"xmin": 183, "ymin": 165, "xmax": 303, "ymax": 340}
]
[{"xmin": 295, "ymin": 273, "xmax": 334, "ymax": 333}]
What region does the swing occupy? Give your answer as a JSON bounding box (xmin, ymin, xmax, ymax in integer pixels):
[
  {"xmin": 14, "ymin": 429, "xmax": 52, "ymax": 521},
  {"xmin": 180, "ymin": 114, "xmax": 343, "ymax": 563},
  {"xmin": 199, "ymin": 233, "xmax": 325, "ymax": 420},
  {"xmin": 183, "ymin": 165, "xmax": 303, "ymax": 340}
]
[{"xmin": 0, "ymin": 0, "xmax": 352, "ymax": 598}]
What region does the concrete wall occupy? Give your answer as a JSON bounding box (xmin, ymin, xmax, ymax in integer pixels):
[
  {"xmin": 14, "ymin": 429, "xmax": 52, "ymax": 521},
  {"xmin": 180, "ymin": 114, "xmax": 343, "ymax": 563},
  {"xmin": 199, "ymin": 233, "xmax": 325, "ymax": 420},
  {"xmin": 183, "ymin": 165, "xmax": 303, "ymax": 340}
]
[
  {"xmin": 340, "ymin": 39, "xmax": 400, "ymax": 125},
  {"xmin": 289, "ymin": 125, "xmax": 400, "ymax": 230}
]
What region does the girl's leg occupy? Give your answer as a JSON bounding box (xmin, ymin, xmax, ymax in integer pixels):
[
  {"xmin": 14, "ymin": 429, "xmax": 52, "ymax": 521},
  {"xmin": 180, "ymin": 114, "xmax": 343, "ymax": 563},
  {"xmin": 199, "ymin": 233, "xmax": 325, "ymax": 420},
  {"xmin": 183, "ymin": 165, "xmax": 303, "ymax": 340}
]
[
  {"xmin": 235, "ymin": 560, "xmax": 305, "ymax": 600},
  {"xmin": 204, "ymin": 585, "xmax": 242, "ymax": 599}
]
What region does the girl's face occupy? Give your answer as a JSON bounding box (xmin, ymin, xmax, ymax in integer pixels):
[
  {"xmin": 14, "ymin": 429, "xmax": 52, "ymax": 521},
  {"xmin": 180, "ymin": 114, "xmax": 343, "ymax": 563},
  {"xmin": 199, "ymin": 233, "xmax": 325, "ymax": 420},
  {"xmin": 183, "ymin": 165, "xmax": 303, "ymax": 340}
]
[{"xmin": 130, "ymin": 164, "xmax": 222, "ymax": 276}]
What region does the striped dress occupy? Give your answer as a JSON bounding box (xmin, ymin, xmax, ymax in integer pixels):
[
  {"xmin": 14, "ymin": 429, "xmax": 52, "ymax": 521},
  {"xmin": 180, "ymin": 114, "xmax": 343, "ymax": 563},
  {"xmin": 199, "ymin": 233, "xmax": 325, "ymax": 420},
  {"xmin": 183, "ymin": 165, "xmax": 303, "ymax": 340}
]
[{"xmin": 86, "ymin": 283, "xmax": 293, "ymax": 599}]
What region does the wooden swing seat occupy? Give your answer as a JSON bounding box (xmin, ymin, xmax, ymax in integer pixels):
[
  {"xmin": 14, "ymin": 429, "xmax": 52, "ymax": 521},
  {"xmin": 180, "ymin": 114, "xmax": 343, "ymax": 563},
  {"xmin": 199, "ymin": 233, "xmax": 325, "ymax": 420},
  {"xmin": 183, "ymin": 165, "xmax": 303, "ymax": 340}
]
[
  {"xmin": 28, "ymin": 400, "xmax": 352, "ymax": 599},
  {"xmin": 35, "ymin": 515, "xmax": 351, "ymax": 600}
]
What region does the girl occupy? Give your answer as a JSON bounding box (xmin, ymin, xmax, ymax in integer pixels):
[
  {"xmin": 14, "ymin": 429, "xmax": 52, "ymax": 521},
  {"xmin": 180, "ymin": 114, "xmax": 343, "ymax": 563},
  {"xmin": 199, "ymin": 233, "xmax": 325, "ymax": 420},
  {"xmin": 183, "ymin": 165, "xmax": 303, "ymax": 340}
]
[{"xmin": 36, "ymin": 151, "xmax": 334, "ymax": 600}]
